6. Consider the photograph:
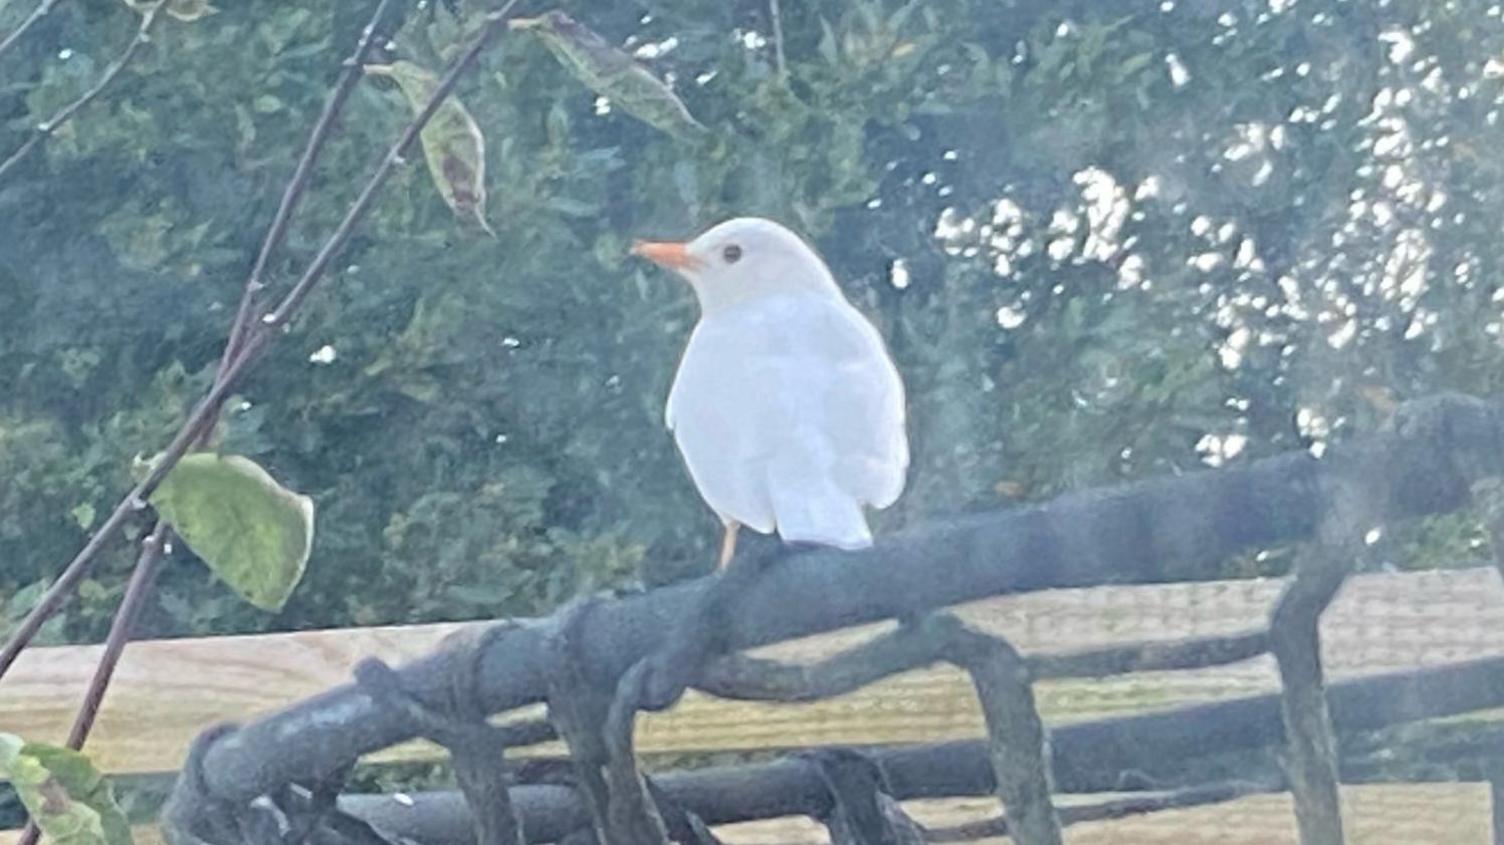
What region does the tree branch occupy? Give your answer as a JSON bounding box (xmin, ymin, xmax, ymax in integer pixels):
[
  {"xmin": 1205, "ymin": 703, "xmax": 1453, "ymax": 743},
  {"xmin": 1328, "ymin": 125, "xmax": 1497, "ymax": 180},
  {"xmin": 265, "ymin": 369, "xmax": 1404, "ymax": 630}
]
[
  {"xmin": 62, "ymin": 521, "xmax": 171, "ymax": 750},
  {"xmin": 354, "ymin": 658, "xmax": 525, "ymax": 845},
  {"xmin": 0, "ymin": 331, "xmax": 263, "ymax": 679},
  {"xmin": 331, "ymin": 651, "xmax": 1504, "ymax": 843},
  {"xmin": 8, "ymin": 22, "xmax": 416, "ymax": 839},
  {"xmin": 19, "ymin": 0, "xmax": 407, "ymax": 775},
  {"xmin": 0, "ymin": 0, "xmax": 63, "ymax": 62},
  {"xmin": 768, "ymin": 0, "xmax": 786, "ymax": 78},
  {"xmin": 261, "ymin": 0, "xmax": 523, "ymax": 330},
  {"xmin": 0, "ymin": 2, "xmax": 160, "ymax": 183},
  {"xmin": 0, "ymin": 0, "xmax": 518, "ymax": 680},
  {"xmin": 696, "ymin": 626, "xmax": 1269, "ymax": 703},
  {"xmin": 193, "ymin": 394, "xmax": 1504, "ymax": 800},
  {"xmin": 220, "ymin": 0, "xmax": 401, "ymax": 380},
  {"xmin": 925, "ymin": 615, "xmax": 1061, "ymax": 845},
  {"xmin": 12, "ymin": 520, "xmax": 174, "ymax": 845}
]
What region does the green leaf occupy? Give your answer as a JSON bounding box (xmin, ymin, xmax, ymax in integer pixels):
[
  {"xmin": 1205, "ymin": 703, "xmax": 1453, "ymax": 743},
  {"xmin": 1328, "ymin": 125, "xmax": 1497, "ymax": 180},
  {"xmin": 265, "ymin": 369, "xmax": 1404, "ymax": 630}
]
[
  {"xmin": 0, "ymin": 734, "xmax": 133, "ymax": 845},
  {"xmin": 1116, "ymin": 51, "xmax": 1155, "ymax": 81},
  {"xmin": 143, "ymin": 453, "xmax": 314, "ymax": 612},
  {"xmin": 120, "ymin": 0, "xmax": 216, "ymax": 21},
  {"xmin": 818, "ymin": 17, "xmax": 841, "ymax": 65},
  {"xmin": 509, "ymin": 11, "xmax": 708, "ymax": 141},
  {"xmin": 364, "ymin": 61, "xmax": 496, "ymax": 237},
  {"xmin": 165, "ymin": 0, "xmax": 217, "ymax": 22},
  {"xmin": 70, "ymin": 502, "xmax": 96, "ymax": 531}
]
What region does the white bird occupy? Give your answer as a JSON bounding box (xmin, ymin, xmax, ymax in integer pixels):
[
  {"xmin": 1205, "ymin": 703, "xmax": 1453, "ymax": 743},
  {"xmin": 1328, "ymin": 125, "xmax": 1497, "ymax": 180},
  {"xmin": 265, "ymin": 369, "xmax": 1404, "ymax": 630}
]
[{"xmin": 632, "ymin": 217, "xmax": 909, "ymax": 569}]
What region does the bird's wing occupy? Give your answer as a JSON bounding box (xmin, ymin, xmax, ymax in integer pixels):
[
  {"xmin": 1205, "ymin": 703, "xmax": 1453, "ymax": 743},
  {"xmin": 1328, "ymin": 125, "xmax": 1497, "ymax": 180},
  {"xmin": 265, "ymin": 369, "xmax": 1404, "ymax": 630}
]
[
  {"xmin": 667, "ymin": 314, "xmax": 782, "ymax": 533},
  {"xmin": 816, "ymin": 301, "xmax": 909, "ymax": 510},
  {"xmin": 667, "ymin": 296, "xmax": 908, "ymax": 543}
]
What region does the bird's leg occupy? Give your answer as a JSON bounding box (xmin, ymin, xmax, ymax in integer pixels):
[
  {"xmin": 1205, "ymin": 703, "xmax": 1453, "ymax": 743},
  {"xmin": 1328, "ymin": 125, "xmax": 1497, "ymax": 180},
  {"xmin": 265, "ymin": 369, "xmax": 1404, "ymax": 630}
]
[{"xmin": 717, "ymin": 520, "xmax": 740, "ymax": 570}]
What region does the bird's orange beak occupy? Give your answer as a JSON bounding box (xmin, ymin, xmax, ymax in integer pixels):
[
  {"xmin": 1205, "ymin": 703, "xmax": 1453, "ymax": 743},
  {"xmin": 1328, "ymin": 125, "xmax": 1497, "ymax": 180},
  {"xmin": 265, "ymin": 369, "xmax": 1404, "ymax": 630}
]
[{"xmin": 631, "ymin": 240, "xmax": 703, "ymax": 272}]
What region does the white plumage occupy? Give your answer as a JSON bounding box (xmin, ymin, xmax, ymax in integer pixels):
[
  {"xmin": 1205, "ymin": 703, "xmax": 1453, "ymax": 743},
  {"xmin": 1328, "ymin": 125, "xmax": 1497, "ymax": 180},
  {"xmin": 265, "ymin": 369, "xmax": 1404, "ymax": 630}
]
[{"xmin": 633, "ymin": 217, "xmax": 908, "ymax": 566}]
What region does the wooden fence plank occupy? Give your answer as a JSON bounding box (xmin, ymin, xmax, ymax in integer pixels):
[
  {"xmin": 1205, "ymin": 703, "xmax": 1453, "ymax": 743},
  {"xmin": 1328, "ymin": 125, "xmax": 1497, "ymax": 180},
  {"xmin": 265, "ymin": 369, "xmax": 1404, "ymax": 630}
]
[
  {"xmin": 3, "ymin": 568, "xmax": 1503, "ymax": 776},
  {"xmin": 0, "ymin": 829, "xmax": 165, "ymax": 845},
  {"xmin": 1, "ymin": 783, "xmax": 1490, "ymax": 844},
  {"xmin": 713, "ymin": 783, "xmax": 1493, "ymax": 844}
]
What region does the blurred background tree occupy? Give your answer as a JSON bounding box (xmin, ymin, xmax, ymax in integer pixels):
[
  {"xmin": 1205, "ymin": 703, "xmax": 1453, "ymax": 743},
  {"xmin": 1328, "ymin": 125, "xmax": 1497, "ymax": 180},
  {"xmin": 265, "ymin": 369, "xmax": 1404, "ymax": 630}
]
[{"xmin": 2, "ymin": 0, "xmax": 1502, "ymax": 644}]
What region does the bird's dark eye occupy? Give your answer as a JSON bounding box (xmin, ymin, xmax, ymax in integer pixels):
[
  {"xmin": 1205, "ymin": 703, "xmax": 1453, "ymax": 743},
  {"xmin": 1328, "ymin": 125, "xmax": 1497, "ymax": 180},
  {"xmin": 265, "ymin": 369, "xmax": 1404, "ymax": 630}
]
[{"xmin": 722, "ymin": 244, "xmax": 743, "ymax": 264}]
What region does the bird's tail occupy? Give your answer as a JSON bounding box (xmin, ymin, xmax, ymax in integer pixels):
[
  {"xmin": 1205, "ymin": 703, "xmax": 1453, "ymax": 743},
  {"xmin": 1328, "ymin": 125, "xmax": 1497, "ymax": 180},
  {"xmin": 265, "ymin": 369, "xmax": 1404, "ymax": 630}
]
[{"xmin": 768, "ymin": 467, "xmax": 873, "ymax": 550}]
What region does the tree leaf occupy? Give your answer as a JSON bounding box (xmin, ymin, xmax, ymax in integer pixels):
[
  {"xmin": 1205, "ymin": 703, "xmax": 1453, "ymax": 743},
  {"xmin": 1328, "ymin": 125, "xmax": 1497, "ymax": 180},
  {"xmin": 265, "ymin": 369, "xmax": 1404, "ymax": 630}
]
[
  {"xmin": 165, "ymin": 0, "xmax": 217, "ymax": 22},
  {"xmin": 364, "ymin": 61, "xmax": 496, "ymax": 237},
  {"xmin": 818, "ymin": 17, "xmax": 841, "ymax": 65},
  {"xmin": 70, "ymin": 502, "xmax": 96, "ymax": 530},
  {"xmin": 143, "ymin": 453, "xmax": 314, "ymax": 612},
  {"xmin": 1115, "ymin": 50, "xmax": 1155, "ymax": 82},
  {"xmin": 509, "ymin": 11, "xmax": 708, "ymax": 141},
  {"xmin": 120, "ymin": 0, "xmax": 216, "ymax": 21},
  {"xmin": 0, "ymin": 734, "xmax": 133, "ymax": 845}
]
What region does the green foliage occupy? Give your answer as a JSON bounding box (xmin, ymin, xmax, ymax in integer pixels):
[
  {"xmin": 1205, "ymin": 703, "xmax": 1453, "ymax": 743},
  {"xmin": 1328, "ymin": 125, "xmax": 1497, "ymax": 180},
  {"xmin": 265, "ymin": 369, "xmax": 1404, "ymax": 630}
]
[
  {"xmin": 510, "ymin": 10, "xmax": 709, "ymax": 140},
  {"xmin": 0, "ymin": 734, "xmax": 133, "ymax": 845},
  {"xmin": 364, "ymin": 60, "xmax": 495, "ymax": 236},
  {"xmin": 122, "ymin": 0, "xmax": 218, "ymax": 23},
  {"xmin": 141, "ymin": 452, "xmax": 314, "ymax": 612},
  {"xmin": 2, "ymin": 0, "xmax": 1502, "ymax": 644}
]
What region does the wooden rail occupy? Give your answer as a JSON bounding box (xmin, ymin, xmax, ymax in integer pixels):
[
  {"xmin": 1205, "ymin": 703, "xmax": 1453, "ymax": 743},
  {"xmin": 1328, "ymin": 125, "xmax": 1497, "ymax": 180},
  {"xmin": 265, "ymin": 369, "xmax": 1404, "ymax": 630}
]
[
  {"xmin": 1, "ymin": 782, "xmax": 1492, "ymax": 844},
  {"xmin": 716, "ymin": 782, "xmax": 1494, "ymax": 844},
  {"xmin": 4, "ymin": 567, "xmax": 1503, "ymax": 841},
  {"xmin": 5, "ymin": 568, "xmax": 1503, "ymax": 774}
]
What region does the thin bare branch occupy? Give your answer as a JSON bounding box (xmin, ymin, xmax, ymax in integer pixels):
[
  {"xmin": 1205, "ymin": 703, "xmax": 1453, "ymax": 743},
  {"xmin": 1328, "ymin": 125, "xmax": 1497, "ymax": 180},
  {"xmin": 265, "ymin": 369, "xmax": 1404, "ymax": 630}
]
[
  {"xmin": 12, "ymin": 520, "xmax": 173, "ymax": 845},
  {"xmin": 700, "ymin": 614, "xmax": 1067, "ymax": 844},
  {"xmin": 1030, "ymin": 629, "xmax": 1269, "ymax": 679},
  {"xmin": 263, "ymin": 0, "xmax": 523, "ymax": 329},
  {"xmin": 696, "ymin": 626, "xmax": 1269, "ymax": 702},
  {"xmin": 220, "ymin": 0, "xmax": 400, "ymax": 378},
  {"xmin": 0, "ymin": 330, "xmax": 263, "ymax": 678},
  {"xmin": 0, "ymin": 2, "xmax": 159, "ymax": 183},
  {"xmin": 2, "ymin": 19, "xmax": 409, "ymax": 840},
  {"xmin": 0, "ymin": 0, "xmax": 62, "ymax": 63},
  {"xmin": 694, "ymin": 619, "xmax": 1269, "ymax": 845},
  {"xmin": 63, "ymin": 521, "xmax": 171, "ymax": 748},
  {"xmin": 0, "ymin": 0, "xmax": 522, "ymax": 679},
  {"xmin": 695, "ymin": 618, "xmax": 944, "ymax": 702},
  {"xmin": 768, "ymin": 0, "xmax": 786, "ymax": 78}
]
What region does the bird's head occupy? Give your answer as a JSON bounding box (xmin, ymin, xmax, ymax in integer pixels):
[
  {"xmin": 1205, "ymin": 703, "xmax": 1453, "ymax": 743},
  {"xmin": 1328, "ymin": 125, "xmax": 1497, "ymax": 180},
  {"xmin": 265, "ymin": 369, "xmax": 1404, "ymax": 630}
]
[{"xmin": 632, "ymin": 217, "xmax": 841, "ymax": 314}]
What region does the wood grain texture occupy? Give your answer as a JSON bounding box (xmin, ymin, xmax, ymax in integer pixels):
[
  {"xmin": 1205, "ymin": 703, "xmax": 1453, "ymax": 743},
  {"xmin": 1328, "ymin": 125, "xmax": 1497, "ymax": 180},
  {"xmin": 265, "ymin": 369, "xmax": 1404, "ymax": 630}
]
[
  {"xmin": 713, "ymin": 783, "xmax": 1493, "ymax": 844},
  {"xmin": 3, "ymin": 568, "xmax": 1503, "ymax": 777},
  {"xmin": 0, "ymin": 823, "xmax": 165, "ymax": 845},
  {"xmin": 3, "ymin": 783, "xmax": 1487, "ymax": 845}
]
